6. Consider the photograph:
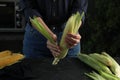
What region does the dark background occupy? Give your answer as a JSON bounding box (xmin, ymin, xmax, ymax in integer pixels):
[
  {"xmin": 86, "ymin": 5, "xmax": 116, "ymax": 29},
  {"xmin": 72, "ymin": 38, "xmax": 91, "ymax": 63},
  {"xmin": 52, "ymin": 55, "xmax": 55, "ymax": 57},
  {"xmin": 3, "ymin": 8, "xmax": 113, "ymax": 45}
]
[
  {"xmin": 0, "ymin": 0, "xmax": 120, "ymax": 56},
  {"xmin": 0, "ymin": 0, "xmax": 24, "ymax": 53},
  {"xmin": 80, "ymin": 0, "xmax": 120, "ymax": 57}
]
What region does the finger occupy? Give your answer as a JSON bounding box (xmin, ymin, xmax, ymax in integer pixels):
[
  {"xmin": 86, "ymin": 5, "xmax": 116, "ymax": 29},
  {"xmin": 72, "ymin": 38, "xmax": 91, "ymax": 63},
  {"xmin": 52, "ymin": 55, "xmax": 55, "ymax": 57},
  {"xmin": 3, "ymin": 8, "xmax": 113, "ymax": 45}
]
[
  {"xmin": 65, "ymin": 36, "xmax": 80, "ymax": 45},
  {"xmin": 47, "ymin": 40, "xmax": 61, "ymax": 53},
  {"xmin": 65, "ymin": 39, "xmax": 77, "ymax": 48},
  {"xmin": 66, "ymin": 33, "xmax": 81, "ymax": 44},
  {"xmin": 52, "ymin": 34, "xmax": 57, "ymax": 42},
  {"xmin": 51, "ymin": 51, "xmax": 56, "ymax": 57},
  {"xmin": 48, "ymin": 44, "xmax": 61, "ymax": 53},
  {"xmin": 50, "ymin": 50, "xmax": 60, "ymax": 57},
  {"xmin": 65, "ymin": 34, "xmax": 81, "ymax": 48},
  {"xmin": 47, "ymin": 40, "xmax": 58, "ymax": 49},
  {"xmin": 67, "ymin": 33, "xmax": 81, "ymax": 39}
]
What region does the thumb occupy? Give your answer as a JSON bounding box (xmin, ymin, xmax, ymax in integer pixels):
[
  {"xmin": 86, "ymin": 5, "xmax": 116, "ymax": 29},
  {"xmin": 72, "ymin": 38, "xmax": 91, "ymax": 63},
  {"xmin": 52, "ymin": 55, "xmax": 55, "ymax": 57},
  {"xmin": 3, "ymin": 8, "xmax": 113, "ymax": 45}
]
[{"xmin": 52, "ymin": 34, "xmax": 57, "ymax": 42}]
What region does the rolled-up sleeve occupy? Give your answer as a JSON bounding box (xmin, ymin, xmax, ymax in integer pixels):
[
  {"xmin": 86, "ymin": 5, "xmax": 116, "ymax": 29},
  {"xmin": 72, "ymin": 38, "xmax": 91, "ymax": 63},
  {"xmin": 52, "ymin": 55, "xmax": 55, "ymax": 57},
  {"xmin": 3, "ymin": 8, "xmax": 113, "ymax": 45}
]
[
  {"xmin": 19, "ymin": 0, "xmax": 42, "ymax": 22},
  {"xmin": 71, "ymin": 0, "xmax": 88, "ymax": 23}
]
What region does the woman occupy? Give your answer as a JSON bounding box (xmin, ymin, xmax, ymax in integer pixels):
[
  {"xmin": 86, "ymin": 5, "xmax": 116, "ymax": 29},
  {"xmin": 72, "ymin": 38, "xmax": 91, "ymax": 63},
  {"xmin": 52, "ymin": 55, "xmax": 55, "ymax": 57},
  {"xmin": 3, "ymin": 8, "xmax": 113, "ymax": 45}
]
[{"xmin": 20, "ymin": 0, "xmax": 88, "ymax": 58}]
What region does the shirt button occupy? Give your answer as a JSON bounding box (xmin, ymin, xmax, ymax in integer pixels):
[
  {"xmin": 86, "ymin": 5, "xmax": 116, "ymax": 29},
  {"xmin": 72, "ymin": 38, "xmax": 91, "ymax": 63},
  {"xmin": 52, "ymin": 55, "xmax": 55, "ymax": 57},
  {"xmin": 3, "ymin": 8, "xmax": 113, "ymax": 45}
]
[
  {"xmin": 53, "ymin": 12, "xmax": 56, "ymax": 16},
  {"xmin": 53, "ymin": 27, "xmax": 55, "ymax": 30},
  {"xmin": 51, "ymin": 26, "xmax": 56, "ymax": 31},
  {"xmin": 53, "ymin": 0, "xmax": 56, "ymax": 2}
]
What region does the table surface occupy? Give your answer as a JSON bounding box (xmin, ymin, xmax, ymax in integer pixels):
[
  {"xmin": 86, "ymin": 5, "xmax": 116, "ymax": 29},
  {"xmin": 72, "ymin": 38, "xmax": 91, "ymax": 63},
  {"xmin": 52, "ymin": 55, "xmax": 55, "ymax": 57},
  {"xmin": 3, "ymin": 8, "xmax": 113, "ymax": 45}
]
[{"xmin": 0, "ymin": 57, "xmax": 120, "ymax": 80}]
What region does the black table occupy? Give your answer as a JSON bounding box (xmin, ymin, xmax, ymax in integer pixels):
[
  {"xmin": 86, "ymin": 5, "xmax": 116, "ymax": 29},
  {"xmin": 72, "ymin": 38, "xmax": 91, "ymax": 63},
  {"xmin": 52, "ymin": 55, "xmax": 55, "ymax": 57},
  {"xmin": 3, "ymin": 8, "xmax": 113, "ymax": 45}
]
[{"xmin": 0, "ymin": 57, "xmax": 120, "ymax": 80}]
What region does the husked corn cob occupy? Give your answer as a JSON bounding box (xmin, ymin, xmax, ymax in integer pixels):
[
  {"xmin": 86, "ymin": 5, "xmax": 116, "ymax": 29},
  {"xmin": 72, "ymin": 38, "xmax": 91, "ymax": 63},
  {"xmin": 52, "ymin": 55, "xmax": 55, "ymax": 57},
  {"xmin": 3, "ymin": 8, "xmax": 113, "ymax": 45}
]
[
  {"xmin": 0, "ymin": 53, "xmax": 24, "ymax": 69},
  {"xmin": 0, "ymin": 50, "xmax": 12, "ymax": 58},
  {"xmin": 52, "ymin": 12, "xmax": 84, "ymax": 65}
]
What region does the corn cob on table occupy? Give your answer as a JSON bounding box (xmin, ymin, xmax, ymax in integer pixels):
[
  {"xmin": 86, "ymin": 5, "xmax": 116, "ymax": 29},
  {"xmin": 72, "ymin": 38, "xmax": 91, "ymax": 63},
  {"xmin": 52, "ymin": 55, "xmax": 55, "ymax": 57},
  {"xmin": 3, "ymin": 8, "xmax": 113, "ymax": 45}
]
[{"xmin": 0, "ymin": 56, "xmax": 120, "ymax": 80}]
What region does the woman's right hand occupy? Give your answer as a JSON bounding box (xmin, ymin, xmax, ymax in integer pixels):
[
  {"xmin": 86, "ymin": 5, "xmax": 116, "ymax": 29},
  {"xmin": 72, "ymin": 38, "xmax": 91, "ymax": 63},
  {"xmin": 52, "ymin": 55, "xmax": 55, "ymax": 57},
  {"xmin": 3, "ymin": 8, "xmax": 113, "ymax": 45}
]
[{"xmin": 46, "ymin": 35, "xmax": 61, "ymax": 57}]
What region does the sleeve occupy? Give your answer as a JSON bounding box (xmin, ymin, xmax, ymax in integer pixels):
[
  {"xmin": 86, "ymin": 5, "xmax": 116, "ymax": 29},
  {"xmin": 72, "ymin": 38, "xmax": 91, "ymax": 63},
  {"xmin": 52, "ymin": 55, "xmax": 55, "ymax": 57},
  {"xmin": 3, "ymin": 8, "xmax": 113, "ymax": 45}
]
[
  {"xmin": 19, "ymin": 0, "xmax": 42, "ymax": 22},
  {"xmin": 71, "ymin": 0, "xmax": 88, "ymax": 23}
]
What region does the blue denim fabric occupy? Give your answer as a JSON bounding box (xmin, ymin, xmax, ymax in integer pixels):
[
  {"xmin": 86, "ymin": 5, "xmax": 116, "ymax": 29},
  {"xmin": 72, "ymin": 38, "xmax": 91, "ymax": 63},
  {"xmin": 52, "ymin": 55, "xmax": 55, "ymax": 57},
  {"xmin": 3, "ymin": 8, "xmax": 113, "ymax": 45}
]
[{"xmin": 22, "ymin": 23, "xmax": 80, "ymax": 58}]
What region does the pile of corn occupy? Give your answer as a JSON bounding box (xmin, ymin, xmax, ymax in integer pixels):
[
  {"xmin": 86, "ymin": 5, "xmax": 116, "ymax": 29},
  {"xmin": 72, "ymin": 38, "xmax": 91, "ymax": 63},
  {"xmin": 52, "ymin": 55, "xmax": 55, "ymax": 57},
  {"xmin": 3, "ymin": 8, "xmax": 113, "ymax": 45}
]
[
  {"xmin": 0, "ymin": 50, "xmax": 25, "ymax": 69},
  {"xmin": 30, "ymin": 12, "xmax": 84, "ymax": 65},
  {"xmin": 77, "ymin": 52, "xmax": 120, "ymax": 80}
]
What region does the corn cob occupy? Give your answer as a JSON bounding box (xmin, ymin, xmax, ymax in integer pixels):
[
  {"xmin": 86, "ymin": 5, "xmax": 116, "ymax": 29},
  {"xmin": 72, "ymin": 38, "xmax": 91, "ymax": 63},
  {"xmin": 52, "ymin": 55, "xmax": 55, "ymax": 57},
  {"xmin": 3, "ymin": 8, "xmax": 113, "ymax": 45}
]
[
  {"xmin": 85, "ymin": 71, "xmax": 106, "ymax": 80},
  {"xmin": 89, "ymin": 53, "xmax": 113, "ymax": 66},
  {"xmin": 36, "ymin": 17, "xmax": 57, "ymax": 42},
  {"xmin": 99, "ymin": 71, "xmax": 120, "ymax": 80},
  {"xmin": 74, "ymin": 12, "xmax": 83, "ymax": 33},
  {"xmin": 101, "ymin": 52, "xmax": 120, "ymax": 78},
  {"xmin": 52, "ymin": 12, "xmax": 84, "ymax": 65},
  {"xmin": 77, "ymin": 53, "xmax": 112, "ymax": 74},
  {"xmin": 30, "ymin": 17, "xmax": 56, "ymax": 44},
  {"xmin": 0, "ymin": 50, "xmax": 12, "ymax": 58},
  {"xmin": 0, "ymin": 53, "xmax": 25, "ymax": 69}
]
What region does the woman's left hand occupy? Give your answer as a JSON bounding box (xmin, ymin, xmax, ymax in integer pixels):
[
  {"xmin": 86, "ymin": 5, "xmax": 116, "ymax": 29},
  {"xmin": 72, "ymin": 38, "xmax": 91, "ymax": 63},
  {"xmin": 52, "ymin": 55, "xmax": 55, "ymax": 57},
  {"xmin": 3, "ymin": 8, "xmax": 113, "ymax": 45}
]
[{"xmin": 65, "ymin": 33, "xmax": 81, "ymax": 48}]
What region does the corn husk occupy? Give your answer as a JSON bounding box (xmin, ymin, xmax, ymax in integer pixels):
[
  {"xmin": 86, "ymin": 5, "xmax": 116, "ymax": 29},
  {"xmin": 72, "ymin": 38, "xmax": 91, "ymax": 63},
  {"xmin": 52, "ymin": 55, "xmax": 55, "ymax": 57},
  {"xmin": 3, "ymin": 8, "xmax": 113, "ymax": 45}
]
[{"xmin": 52, "ymin": 12, "xmax": 84, "ymax": 65}]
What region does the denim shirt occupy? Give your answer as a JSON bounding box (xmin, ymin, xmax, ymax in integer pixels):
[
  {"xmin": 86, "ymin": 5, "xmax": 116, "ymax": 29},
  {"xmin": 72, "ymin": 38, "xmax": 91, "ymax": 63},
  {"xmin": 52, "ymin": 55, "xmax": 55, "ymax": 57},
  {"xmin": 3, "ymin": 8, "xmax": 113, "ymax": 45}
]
[{"xmin": 20, "ymin": 0, "xmax": 88, "ymax": 26}]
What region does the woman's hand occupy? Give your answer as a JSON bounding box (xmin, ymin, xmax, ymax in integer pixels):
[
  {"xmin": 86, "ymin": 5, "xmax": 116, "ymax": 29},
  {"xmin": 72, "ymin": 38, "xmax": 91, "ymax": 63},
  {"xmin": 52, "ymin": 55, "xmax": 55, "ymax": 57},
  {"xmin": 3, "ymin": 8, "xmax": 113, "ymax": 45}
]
[
  {"xmin": 47, "ymin": 33, "xmax": 81, "ymax": 57},
  {"xmin": 46, "ymin": 34, "xmax": 61, "ymax": 57},
  {"xmin": 65, "ymin": 33, "xmax": 81, "ymax": 48}
]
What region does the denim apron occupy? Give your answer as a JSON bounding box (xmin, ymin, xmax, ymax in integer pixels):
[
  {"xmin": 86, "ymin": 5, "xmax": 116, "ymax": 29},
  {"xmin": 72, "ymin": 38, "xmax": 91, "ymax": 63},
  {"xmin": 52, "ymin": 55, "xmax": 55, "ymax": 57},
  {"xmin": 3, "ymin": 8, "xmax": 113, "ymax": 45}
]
[{"xmin": 22, "ymin": 23, "xmax": 80, "ymax": 58}]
